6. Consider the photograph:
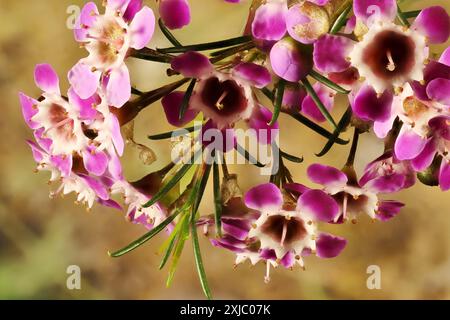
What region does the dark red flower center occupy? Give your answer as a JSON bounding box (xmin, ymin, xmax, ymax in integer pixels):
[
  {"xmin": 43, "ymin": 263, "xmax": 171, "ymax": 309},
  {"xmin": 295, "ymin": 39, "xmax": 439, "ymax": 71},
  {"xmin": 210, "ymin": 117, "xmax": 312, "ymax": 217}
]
[
  {"xmin": 201, "ymin": 77, "xmax": 247, "ymax": 117},
  {"xmin": 363, "ymin": 30, "xmax": 416, "ymax": 80},
  {"xmin": 261, "ymin": 215, "xmax": 307, "ymax": 246}
]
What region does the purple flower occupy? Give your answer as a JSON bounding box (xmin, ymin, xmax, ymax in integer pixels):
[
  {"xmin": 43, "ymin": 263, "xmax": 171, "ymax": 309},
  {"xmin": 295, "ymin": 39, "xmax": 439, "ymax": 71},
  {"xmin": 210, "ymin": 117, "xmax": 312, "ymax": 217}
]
[
  {"xmin": 214, "ymin": 183, "xmax": 346, "ymax": 282},
  {"xmin": 159, "ymin": 0, "xmax": 191, "ymax": 30},
  {"xmin": 19, "ymin": 64, "xmax": 124, "ymax": 178},
  {"xmin": 71, "ymin": 0, "xmax": 155, "ymax": 107},
  {"xmin": 307, "ymin": 164, "xmax": 405, "ymax": 222}
]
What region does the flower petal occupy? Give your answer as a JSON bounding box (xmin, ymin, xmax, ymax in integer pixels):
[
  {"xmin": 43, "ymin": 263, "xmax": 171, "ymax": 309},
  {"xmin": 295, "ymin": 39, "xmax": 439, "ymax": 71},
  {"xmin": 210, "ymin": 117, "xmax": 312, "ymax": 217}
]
[
  {"xmin": 74, "ymin": 2, "xmax": 99, "ymax": 41},
  {"xmin": 307, "ymin": 163, "xmax": 348, "ymax": 187},
  {"xmin": 68, "ymin": 62, "xmax": 101, "ymax": 99},
  {"xmin": 426, "ymin": 78, "xmax": 450, "ymax": 105},
  {"xmin": 313, "ymin": 35, "xmax": 353, "ymax": 73},
  {"xmin": 301, "ymin": 83, "xmax": 334, "ymax": 123},
  {"xmin": 19, "ymin": 92, "xmax": 39, "ymax": 129},
  {"xmin": 244, "ymin": 183, "xmax": 283, "ymax": 212},
  {"xmin": 394, "ymin": 127, "xmax": 428, "ymax": 160},
  {"xmin": 34, "ymin": 64, "xmax": 60, "ymax": 95},
  {"xmin": 412, "ymin": 6, "xmax": 450, "ymax": 44},
  {"xmin": 171, "ymin": 51, "xmax": 213, "ymax": 79},
  {"xmin": 366, "ymin": 173, "xmax": 406, "ymax": 193},
  {"xmin": 232, "ymin": 63, "xmax": 271, "ymax": 89},
  {"xmin": 129, "ymin": 6, "xmax": 155, "ymax": 49},
  {"xmin": 316, "ymin": 233, "xmax": 347, "ymax": 258},
  {"xmin": 376, "ymin": 200, "xmax": 404, "ymax": 221},
  {"xmin": 439, "ymin": 47, "xmax": 450, "ymax": 66},
  {"xmin": 252, "ymin": 1, "xmax": 287, "ymax": 41},
  {"xmin": 297, "ymin": 189, "xmax": 340, "ymax": 222},
  {"xmin": 411, "ymin": 138, "xmax": 437, "ymax": 171},
  {"xmin": 353, "ymin": 0, "xmax": 397, "ymax": 24},
  {"xmin": 83, "ymin": 146, "xmax": 108, "ymax": 176},
  {"xmin": 352, "ymin": 85, "xmax": 393, "ymax": 122},
  {"xmin": 67, "ymin": 87, "xmax": 99, "ymax": 120},
  {"xmin": 162, "ymin": 91, "xmax": 199, "ymax": 127},
  {"xmin": 106, "ymin": 65, "xmax": 131, "ymax": 107},
  {"xmin": 159, "ymin": 0, "xmax": 191, "ymax": 30},
  {"xmin": 222, "ymin": 217, "xmax": 251, "ymax": 241},
  {"xmin": 439, "ymin": 160, "xmax": 450, "ymax": 191}
]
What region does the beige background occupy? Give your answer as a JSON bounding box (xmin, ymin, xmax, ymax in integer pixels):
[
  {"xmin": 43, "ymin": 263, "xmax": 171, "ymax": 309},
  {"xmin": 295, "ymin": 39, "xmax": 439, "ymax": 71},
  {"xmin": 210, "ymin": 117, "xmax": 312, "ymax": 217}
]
[{"xmin": 0, "ymin": 0, "xmax": 449, "ymax": 299}]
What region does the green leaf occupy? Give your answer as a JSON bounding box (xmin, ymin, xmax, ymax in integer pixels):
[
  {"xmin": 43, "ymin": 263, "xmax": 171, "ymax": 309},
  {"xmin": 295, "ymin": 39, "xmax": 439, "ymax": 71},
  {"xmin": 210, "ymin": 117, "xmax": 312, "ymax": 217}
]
[
  {"xmin": 213, "ymin": 161, "xmax": 222, "ymax": 237},
  {"xmin": 142, "ymin": 150, "xmax": 201, "ymax": 208},
  {"xmin": 179, "ymin": 79, "xmax": 197, "ymax": 120},
  {"xmin": 166, "ymin": 214, "xmax": 191, "ymax": 287},
  {"xmin": 309, "ymin": 70, "xmax": 350, "ymax": 94},
  {"xmin": 158, "ymin": 235, "xmax": 177, "ymax": 270},
  {"xmin": 191, "ymin": 219, "xmax": 212, "ymax": 300},
  {"xmin": 302, "ymin": 78, "xmax": 338, "ymax": 129},
  {"xmin": 397, "ymin": 5, "xmax": 411, "ymax": 27},
  {"xmin": 289, "ymin": 113, "xmax": 349, "ymax": 145},
  {"xmin": 158, "ymin": 18, "xmax": 182, "ymax": 47},
  {"xmin": 235, "ymin": 144, "xmax": 266, "ymax": 168},
  {"xmin": 158, "ymin": 36, "xmax": 253, "ymax": 54},
  {"xmin": 330, "ymin": 4, "xmax": 352, "ymax": 34},
  {"xmin": 316, "ymin": 106, "xmax": 353, "ymax": 157},
  {"xmin": 109, "ymin": 210, "xmax": 182, "ymax": 258},
  {"xmin": 280, "ymin": 149, "xmax": 304, "ymax": 163},
  {"xmin": 148, "ymin": 124, "xmax": 201, "ymax": 140},
  {"xmin": 269, "ymin": 80, "xmax": 285, "ymax": 126}
]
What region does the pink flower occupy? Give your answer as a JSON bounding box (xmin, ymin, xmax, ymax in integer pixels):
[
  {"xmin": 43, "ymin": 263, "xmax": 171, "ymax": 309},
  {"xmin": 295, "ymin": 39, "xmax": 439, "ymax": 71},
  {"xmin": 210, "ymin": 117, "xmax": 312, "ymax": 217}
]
[
  {"xmin": 71, "ymin": 0, "xmax": 155, "ymax": 107},
  {"xmin": 214, "ymin": 183, "xmax": 347, "ymax": 282},
  {"xmin": 307, "ymin": 164, "xmax": 405, "ymax": 222}
]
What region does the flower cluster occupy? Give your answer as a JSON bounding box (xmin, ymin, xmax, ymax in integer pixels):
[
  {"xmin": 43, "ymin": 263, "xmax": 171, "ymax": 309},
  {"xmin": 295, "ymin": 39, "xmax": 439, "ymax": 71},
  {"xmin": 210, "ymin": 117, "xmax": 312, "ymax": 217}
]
[{"xmin": 19, "ymin": 0, "xmax": 449, "ymax": 298}]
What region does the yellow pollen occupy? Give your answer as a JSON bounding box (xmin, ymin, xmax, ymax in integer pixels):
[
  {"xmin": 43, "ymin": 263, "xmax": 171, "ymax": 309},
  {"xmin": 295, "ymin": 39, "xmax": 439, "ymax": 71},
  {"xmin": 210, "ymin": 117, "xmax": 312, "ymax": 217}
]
[
  {"xmin": 386, "ymin": 50, "xmax": 396, "ymax": 72},
  {"xmin": 215, "ymin": 91, "xmax": 228, "ymax": 110}
]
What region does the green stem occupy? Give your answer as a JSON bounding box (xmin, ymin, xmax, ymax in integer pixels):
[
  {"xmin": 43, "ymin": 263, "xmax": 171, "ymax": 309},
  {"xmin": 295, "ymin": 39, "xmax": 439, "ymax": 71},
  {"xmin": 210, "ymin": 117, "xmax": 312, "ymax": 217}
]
[
  {"xmin": 158, "ymin": 36, "xmax": 253, "ymax": 54},
  {"xmin": 302, "ymin": 78, "xmax": 338, "ymax": 129}
]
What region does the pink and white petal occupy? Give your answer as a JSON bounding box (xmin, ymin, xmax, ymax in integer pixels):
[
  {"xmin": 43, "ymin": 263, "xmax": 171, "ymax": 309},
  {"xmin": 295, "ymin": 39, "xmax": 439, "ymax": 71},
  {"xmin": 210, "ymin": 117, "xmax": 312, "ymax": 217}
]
[
  {"xmin": 344, "ymin": 16, "xmax": 356, "ymax": 34},
  {"xmin": 426, "ymin": 78, "xmax": 450, "ymax": 105},
  {"xmin": 19, "ymin": 92, "xmax": 39, "ymax": 129},
  {"xmin": 283, "ymin": 183, "xmax": 310, "ymax": 197},
  {"xmin": 83, "ymin": 146, "xmax": 108, "ymax": 176},
  {"xmin": 162, "ymin": 91, "xmax": 199, "ymax": 127},
  {"xmin": 74, "ymin": 2, "xmax": 99, "ymax": 41},
  {"xmin": 50, "ymin": 154, "xmax": 73, "ymax": 177},
  {"xmin": 412, "ymin": 6, "xmax": 450, "ymax": 44},
  {"xmin": 297, "ymin": 189, "xmax": 340, "ymax": 222},
  {"xmin": 34, "ymin": 128, "xmax": 52, "ymax": 153},
  {"xmin": 353, "ymin": 0, "xmax": 397, "ymax": 24},
  {"xmin": 106, "ymin": 65, "xmax": 131, "ymax": 108},
  {"xmin": 129, "ymin": 6, "xmax": 155, "ymax": 50},
  {"xmin": 252, "ymin": 2, "xmax": 288, "ymax": 41},
  {"xmin": 247, "ymin": 105, "xmax": 279, "ymax": 145},
  {"xmin": 159, "ymin": 0, "xmax": 191, "ymax": 30},
  {"xmin": 313, "ymin": 35, "xmax": 353, "ymax": 73},
  {"xmin": 411, "ymin": 138, "xmax": 437, "ymax": 171},
  {"xmin": 376, "ymin": 200, "xmax": 404, "ymax": 221},
  {"xmin": 316, "ymin": 233, "xmax": 347, "ymax": 258},
  {"xmin": 307, "ymin": 163, "xmax": 348, "ymax": 187},
  {"xmin": 373, "ymin": 110, "xmax": 397, "ymax": 139},
  {"xmin": 232, "ymin": 63, "xmax": 271, "ymax": 88},
  {"xmin": 280, "ymin": 251, "xmax": 295, "ymax": 268},
  {"xmin": 394, "ymin": 127, "xmax": 428, "ymax": 160},
  {"xmin": 123, "ymin": 0, "xmax": 143, "ymax": 22},
  {"xmin": 244, "ymin": 183, "xmax": 283, "ymax": 212},
  {"xmin": 366, "ymin": 173, "xmax": 406, "ymax": 193},
  {"xmin": 352, "ymin": 85, "xmax": 393, "ymax": 122},
  {"xmin": 68, "ymin": 62, "xmax": 101, "ymax": 99},
  {"xmin": 98, "ymin": 198, "xmax": 123, "ymax": 210},
  {"xmin": 171, "ymin": 51, "xmax": 213, "ymax": 78},
  {"xmin": 439, "ymin": 47, "xmax": 450, "ymax": 66},
  {"xmin": 221, "ymin": 218, "xmax": 251, "ymax": 241},
  {"xmin": 107, "ymin": 0, "xmax": 131, "ymax": 14},
  {"xmin": 110, "ymin": 115, "xmax": 125, "ymax": 156},
  {"xmin": 108, "ymin": 152, "xmax": 123, "ymax": 180},
  {"xmin": 34, "ymin": 64, "xmax": 60, "ymax": 95},
  {"xmin": 301, "ymin": 83, "xmax": 334, "ymax": 123},
  {"xmin": 26, "ymin": 140, "xmax": 44, "ymax": 162},
  {"xmin": 67, "ymin": 87, "xmax": 99, "ymax": 120},
  {"xmin": 439, "ymin": 160, "xmax": 450, "ymax": 191},
  {"xmin": 80, "ymin": 174, "xmax": 109, "ymax": 200}
]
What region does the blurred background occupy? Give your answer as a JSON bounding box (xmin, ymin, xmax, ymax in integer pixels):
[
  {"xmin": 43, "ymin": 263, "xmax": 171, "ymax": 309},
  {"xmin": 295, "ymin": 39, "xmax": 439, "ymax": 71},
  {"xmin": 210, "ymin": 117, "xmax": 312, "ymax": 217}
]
[{"xmin": 0, "ymin": 0, "xmax": 449, "ymax": 299}]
